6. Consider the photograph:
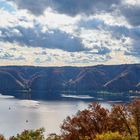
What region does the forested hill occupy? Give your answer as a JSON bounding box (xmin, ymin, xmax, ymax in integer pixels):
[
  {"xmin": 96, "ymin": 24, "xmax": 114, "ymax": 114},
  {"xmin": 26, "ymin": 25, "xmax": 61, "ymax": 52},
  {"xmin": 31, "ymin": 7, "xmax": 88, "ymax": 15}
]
[{"xmin": 0, "ymin": 64, "xmax": 139, "ymax": 92}]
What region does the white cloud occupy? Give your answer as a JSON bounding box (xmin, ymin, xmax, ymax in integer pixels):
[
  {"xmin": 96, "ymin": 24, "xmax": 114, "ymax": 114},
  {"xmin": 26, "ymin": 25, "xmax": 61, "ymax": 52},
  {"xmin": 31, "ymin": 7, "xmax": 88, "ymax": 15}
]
[
  {"xmin": 123, "ymin": 0, "xmax": 140, "ymax": 6},
  {"xmin": 0, "ymin": 9, "xmax": 17, "ymax": 27},
  {"xmin": 0, "ymin": 0, "xmax": 139, "ymax": 66}
]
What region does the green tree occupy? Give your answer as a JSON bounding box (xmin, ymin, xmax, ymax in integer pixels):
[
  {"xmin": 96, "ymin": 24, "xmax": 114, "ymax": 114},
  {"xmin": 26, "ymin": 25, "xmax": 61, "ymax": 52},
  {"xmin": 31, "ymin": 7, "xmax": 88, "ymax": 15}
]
[
  {"xmin": 9, "ymin": 128, "xmax": 45, "ymax": 140},
  {"xmin": 46, "ymin": 134, "xmax": 62, "ymax": 140}
]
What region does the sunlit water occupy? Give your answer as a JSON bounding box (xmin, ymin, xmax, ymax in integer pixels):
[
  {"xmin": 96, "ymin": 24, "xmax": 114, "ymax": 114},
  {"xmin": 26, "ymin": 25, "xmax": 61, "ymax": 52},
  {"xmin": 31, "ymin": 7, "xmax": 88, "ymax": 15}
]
[{"xmin": 0, "ymin": 94, "xmax": 111, "ymax": 138}]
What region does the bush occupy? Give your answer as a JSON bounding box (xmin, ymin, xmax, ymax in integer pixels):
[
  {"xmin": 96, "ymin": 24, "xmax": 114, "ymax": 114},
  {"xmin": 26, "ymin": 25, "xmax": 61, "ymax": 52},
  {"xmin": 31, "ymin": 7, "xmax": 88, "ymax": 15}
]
[
  {"xmin": 95, "ymin": 132, "xmax": 123, "ymax": 140},
  {"xmin": 9, "ymin": 128, "xmax": 45, "ymax": 140},
  {"xmin": 46, "ymin": 134, "xmax": 62, "ymax": 140},
  {"xmin": 95, "ymin": 132, "xmax": 137, "ymax": 140}
]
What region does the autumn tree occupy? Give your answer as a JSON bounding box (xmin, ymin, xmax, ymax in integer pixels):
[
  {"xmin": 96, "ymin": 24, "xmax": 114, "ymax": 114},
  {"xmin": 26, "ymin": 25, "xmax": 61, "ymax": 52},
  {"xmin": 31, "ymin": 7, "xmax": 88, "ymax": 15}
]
[
  {"xmin": 61, "ymin": 103, "xmax": 110, "ymax": 140},
  {"xmin": 0, "ymin": 135, "xmax": 5, "ymax": 140},
  {"xmin": 109, "ymin": 104, "xmax": 132, "ymax": 135},
  {"xmin": 129, "ymin": 99, "xmax": 140, "ymax": 140},
  {"xmin": 61, "ymin": 101, "xmax": 140, "ymax": 140}
]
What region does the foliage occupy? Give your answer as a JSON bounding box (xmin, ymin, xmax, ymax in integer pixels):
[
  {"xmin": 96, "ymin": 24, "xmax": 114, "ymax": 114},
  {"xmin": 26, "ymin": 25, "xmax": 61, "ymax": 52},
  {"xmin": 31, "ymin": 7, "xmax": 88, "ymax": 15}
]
[
  {"xmin": 95, "ymin": 132, "xmax": 137, "ymax": 140},
  {"xmin": 61, "ymin": 99, "xmax": 140, "ymax": 140},
  {"xmin": 61, "ymin": 103, "xmax": 110, "ymax": 139},
  {"xmin": 95, "ymin": 132, "xmax": 123, "ymax": 140},
  {"xmin": 109, "ymin": 104, "xmax": 132, "ymax": 135},
  {"xmin": 46, "ymin": 134, "xmax": 62, "ymax": 140},
  {"xmin": 0, "ymin": 135, "xmax": 5, "ymax": 140},
  {"xmin": 129, "ymin": 100, "xmax": 140, "ymax": 140},
  {"xmin": 9, "ymin": 128, "xmax": 45, "ymax": 140}
]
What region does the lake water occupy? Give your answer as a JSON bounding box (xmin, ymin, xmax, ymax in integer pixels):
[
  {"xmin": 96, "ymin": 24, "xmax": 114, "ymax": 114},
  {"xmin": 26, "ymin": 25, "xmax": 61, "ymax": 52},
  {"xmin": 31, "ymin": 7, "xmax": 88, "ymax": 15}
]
[{"xmin": 0, "ymin": 94, "xmax": 111, "ymax": 138}]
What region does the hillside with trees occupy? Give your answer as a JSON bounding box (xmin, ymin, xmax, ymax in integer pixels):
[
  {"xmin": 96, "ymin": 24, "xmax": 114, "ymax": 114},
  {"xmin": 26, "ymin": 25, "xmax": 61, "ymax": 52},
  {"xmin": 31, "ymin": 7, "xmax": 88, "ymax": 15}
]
[{"xmin": 0, "ymin": 64, "xmax": 139, "ymax": 99}]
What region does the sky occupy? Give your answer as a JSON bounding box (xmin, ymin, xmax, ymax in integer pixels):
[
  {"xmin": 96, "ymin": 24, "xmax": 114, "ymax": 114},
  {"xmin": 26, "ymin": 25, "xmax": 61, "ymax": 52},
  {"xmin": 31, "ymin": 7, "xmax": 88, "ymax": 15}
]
[{"xmin": 0, "ymin": 0, "xmax": 140, "ymax": 66}]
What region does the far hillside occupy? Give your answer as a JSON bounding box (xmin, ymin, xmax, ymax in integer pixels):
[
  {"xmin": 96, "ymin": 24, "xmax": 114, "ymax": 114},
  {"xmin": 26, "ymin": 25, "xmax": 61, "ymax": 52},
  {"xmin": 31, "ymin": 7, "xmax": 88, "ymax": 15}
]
[{"xmin": 0, "ymin": 64, "xmax": 139, "ymax": 94}]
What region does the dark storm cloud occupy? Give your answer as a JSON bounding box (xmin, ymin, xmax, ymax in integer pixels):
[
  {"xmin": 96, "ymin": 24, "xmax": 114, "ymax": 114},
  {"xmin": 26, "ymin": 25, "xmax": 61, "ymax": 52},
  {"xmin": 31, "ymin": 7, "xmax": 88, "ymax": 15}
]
[
  {"xmin": 8, "ymin": 0, "xmax": 50, "ymax": 15},
  {"xmin": 7, "ymin": 0, "xmax": 140, "ymax": 27},
  {"xmin": 7, "ymin": 0, "xmax": 120, "ymax": 16},
  {"xmin": 121, "ymin": 5, "xmax": 140, "ymax": 26},
  {"xmin": 51, "ymin": 0, "xmax": 120, "ymax": 16},
  {"xmin": 0, "ymin": 25, "xmax": 86, "ymax": 52}
]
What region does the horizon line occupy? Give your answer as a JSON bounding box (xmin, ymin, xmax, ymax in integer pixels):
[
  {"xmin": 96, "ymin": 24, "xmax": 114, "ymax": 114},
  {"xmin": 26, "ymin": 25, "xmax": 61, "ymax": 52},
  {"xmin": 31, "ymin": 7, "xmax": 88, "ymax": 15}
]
[{"xmin": 0, "ymin": 63, "xmax": 139, "ymax": 68}]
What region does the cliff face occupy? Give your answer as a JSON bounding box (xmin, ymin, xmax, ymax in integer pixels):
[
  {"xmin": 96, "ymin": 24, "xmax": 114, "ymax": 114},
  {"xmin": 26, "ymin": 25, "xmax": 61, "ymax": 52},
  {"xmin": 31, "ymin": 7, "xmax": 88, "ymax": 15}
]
[{"xmin": 0, "ymin": 64, "xmax": 139, "ymax": 92}]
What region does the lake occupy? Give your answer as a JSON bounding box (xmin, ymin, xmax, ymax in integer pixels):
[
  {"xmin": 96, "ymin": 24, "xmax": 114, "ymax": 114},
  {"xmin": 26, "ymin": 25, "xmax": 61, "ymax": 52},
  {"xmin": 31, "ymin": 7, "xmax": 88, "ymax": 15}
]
[{"xmin": 0, "ymin": 94, "xmax": 112, "ymax": 138}]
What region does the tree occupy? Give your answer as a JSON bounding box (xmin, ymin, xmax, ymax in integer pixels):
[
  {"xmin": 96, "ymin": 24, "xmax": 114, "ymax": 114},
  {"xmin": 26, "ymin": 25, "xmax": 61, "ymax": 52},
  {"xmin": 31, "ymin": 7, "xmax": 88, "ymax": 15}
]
[
  {"xmin": 46, "ymin": 134, "xmax": 62, "ymax": 140},
  {"xmin": 95, "ymin": 132, "xmax": 137, "ymax": 140},
  {"xmin": 109, "ymin": 104, "xmax": 132, "ymax": 135},
  {"xmin": 0, "ymin": 135, "xmax": 5, "ymax": 140},
  {"xmin": 129, "ymin": 99, "xmax": 140, "ymax": 140},
  {"xmin": 61, "ymin": 101, "xmax": 140, "ymax": 140},
  {"xmin": 9, "ymin": 128, "xmax": 45, "ymax": 140},
  {"xmin": 61, "ymin": 103, "xmax": 110, "ymax": 140}
]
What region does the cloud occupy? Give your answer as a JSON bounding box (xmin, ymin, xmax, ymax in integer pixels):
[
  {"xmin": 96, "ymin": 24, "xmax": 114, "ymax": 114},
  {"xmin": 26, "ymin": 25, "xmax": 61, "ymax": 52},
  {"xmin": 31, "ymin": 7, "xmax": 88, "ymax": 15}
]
[
  {"xmin": 121, "ymin": 5, "xmax": 140, "ymax": 26},
  {"xmin": 0, "ymin": 0, "xmax": 139, "ymax": 66},
  {"xmin": 94, "ymin": 46, "xmax": 111, "ymax": 55},
  {"xmin": 14, "ymin": 0, "xmax": 139, "ymax": 28},
  {"xmin": 78, "ymin": 18, "xmax": 105, "ymax": 29},
  {"xmin": 8, "ymin": 0, "xmax": 120, "ymax": 16},
  {"xmin": 0, "ymin": 51, "xmax": 25, "ymax": 60},
  {"xmin": 77, "ymin": 17, "xmax": 140, "ymax": 59},
  {"xmin": 0, "ymin": 25, "xmax": 86, "ymax": 52},
  {"xmin": 65, "ymin": 51, "xmax": 112, "ymax": 64},
  {"xmin": 110, "ymin": 25, "xmax": 140, "ymax": 57},
  {"xmin": 0, "ymin": 52, "xmax": 14, "ymax": 60}
]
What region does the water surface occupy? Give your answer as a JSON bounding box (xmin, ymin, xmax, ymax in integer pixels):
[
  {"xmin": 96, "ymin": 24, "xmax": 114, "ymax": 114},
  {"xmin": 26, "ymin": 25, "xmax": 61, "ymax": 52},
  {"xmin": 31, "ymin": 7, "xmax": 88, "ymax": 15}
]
[{"xmin": 0, "ymin": 95, "xmax": 111, "ymax": 138}]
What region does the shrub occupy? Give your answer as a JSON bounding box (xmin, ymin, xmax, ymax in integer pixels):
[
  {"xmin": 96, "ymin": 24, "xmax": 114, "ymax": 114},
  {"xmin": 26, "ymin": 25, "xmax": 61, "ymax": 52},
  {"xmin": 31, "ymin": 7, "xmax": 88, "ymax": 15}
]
[
  {"xmin": 95, "ymin": 132, "xmax": 137, "ymax": 140},
  {"xmin": 46, "ymin": 134, "xmax": 62, "ymax": 140},
  {"xmin": 9, "ymin": 128, "xmax": 45, "ymax": 140},
  {"xmin": 95, "ymin": 132, "xmax": 123, "ymax": 140}
]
